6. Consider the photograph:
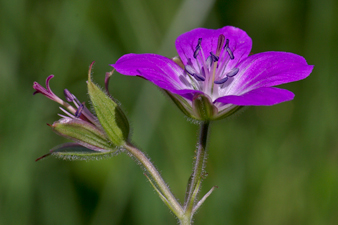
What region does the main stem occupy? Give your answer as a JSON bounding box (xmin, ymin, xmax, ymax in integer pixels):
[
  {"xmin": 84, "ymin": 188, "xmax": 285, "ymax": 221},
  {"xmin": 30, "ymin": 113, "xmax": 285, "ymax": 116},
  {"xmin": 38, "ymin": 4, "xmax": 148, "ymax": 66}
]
[
  {"xmin": 124, "ymin": 121, "xmax": 211, "ymax": 225},
  {"xmin": 182, "ymin": 121, "xmax": 210, "ymax": 223},
  {"xmin": 124, "ymin": 142, "xmax": 183, "ymax": 218}
]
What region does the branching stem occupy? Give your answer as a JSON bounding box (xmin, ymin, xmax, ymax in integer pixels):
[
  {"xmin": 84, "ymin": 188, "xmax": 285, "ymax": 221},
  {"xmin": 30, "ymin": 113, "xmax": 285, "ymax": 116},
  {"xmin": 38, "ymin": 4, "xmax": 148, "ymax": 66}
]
[
  {"xmin": 124, "ymin": 121, "xmax": 211, "ymax": 225},
  {"xmin": 124, "ymin": 142, "xmax": 183, "ymax": 218}
]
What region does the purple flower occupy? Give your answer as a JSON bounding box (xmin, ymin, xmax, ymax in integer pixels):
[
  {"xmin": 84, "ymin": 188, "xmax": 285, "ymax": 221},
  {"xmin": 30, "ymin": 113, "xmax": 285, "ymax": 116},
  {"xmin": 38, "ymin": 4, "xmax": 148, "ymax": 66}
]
[{"xmin": 112, "ymin": 26, "xmax": 313, "ymax": 120}]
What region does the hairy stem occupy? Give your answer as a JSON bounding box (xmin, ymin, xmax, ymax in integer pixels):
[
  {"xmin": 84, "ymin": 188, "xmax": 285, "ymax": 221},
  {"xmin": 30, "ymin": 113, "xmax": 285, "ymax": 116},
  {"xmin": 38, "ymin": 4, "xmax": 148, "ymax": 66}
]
[
  {"xmin": 184, "ymin": 121, "xmax": 210, "ymax": 218},
  {"xmin": 124, "ymin": 142, "xmax": 183, "ymax": 218},
  {"xmin": 124, "ymin": 121, "xmax": 211, "ymax": 225}
]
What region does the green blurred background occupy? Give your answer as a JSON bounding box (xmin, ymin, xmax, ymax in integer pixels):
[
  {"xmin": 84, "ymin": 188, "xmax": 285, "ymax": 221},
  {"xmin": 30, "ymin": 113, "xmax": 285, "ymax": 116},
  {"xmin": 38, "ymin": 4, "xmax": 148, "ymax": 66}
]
[{"xmin": 1, "ymin": 0, "xmax": 338, "ymax": 224}]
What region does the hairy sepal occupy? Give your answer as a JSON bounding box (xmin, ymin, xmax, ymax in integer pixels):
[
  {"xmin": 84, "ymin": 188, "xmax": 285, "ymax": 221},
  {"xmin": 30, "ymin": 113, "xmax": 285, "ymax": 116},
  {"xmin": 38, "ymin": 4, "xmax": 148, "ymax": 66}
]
[
  {"xmin": 52, "ymin": 118, "xmax": 116, "ymax": 151},
  {"xmin": 87, "ymin": 77, "xmax": 130, "ymax": 146},
  {"xmin": 36, "ymin": 143, "xmax": 119, "ymax": 161},
  {"xmin": 192, "ymin": 94, "xmax": 218, "ymax": 120}
]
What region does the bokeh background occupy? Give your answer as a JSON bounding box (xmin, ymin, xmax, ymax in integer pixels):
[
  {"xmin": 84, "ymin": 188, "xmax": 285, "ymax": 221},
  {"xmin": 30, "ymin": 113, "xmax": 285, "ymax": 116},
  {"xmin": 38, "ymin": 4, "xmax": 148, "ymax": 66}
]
[{"xmin": 1, "ymin": 0, "xmax": 338, "ymax": 224}]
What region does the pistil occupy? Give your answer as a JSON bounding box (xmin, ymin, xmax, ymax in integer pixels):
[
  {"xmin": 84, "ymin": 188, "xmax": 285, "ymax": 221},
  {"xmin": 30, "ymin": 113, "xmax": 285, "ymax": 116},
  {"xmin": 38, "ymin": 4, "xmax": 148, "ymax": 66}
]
[{"xmin": 210, "ymin": 34, "xmax": 225, "ymax": 95}]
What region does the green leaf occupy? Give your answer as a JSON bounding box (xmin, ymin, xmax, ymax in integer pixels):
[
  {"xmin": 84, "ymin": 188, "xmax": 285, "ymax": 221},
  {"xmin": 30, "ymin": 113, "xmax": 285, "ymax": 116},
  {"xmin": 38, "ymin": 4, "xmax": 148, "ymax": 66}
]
[
  {"xmin": 87, "ymin": 69, "xmax": 129, "ymax": 146},
  {"xmin": 214, "ymin": 105, "xmax": 243, "ymax": 120},
  {"xmin": 165, "ymin": 90, "xmax": 196, "ymax": 119}
]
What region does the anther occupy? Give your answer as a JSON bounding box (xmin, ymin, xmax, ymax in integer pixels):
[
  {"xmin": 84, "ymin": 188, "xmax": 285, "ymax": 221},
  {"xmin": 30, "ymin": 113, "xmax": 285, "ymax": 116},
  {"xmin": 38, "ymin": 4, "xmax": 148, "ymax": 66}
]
[
  {"xmin": 185, "ymin": 65, "xmax": 204, "ymax": 81},
  {"xmin": 227, "ymin": 67, "xmax": 239, "ymax": 77},
  {"xmin": 224, "ymin": 39, "xmax": 234, "ymax": 60},
  {"xmin": 214, "ymin": 76, "xmax": 228, "ymax": 84},
  {"xmin": 75, "ymin": 103, "xmax": 84, "ymax": 118},
  {"xmin": 185, "ymin": 65, "xmax": 197, "ymax": 76},
  {"xmin": 206, "ymin": 56, "xmax": 213, "ymax": 67},
  {"xmin": 194, "ymin": 38, "xmax": 202, "ymax": 58},
  {"xmin": 209, "ymin": 52, "xmax": 219, "ymax": 62},
  {"xmin": 226, "ymin": 47, "xmax": 234, "ymax": 60},
  {"xmin": 63, "ymin": 89, "xmax": 74, "ymax": 102},
  {"xmin": 224, "ymin": 39, "xmax": 229, "ymax": 48},
  {"xmin": 179, "ymin": 75, "xmax": 191, "ymax": 86},
  {"xmin": 194, "ymin": 46, "xmax": 200, "ymax": 59},
  {"xmin": 197, "ymin": 38, "xmax": 202, "ymax": 46},
  {"xmin": 193, "ymin": 73, "xmax": 205, "ymax": 81}
]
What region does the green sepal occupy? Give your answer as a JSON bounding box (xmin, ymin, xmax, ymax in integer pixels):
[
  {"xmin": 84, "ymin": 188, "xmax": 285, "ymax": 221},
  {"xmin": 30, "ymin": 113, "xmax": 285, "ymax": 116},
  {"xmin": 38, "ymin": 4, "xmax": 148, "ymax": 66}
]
[
  {"xmin": 52, "ymin": 118, "xmax": 116, "ymax": 151},
  {"xmin": 192, "ymin": 94, "xmax": 218, "ymax": 121},
  {"xmin": 36, "ymin": 143, "xmax": 119, "ymax": 161},
  {"xmin": 87, "ymin": 74, "xmax": 129, "ymax": 146},
  {"xmin": 214, "ymin": 106, "xmax": 243, "ymax": 120},
  {"xmin": 172, "ymin": 56, "xmax": 184, "ymax": 69},
  {"xmin": 165, "ymin": 90, "xmax": 197, "ymax": 119}
]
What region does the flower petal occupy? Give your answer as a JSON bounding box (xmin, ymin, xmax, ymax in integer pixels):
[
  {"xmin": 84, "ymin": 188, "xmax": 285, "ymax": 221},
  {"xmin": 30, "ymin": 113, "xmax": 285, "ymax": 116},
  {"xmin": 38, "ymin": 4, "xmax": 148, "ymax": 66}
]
[
  {"xmin": 175, "ymin": 26, "xmax": 252, "ymax": 71},
  {"xmin": 112, "ymin": 53, "xmax": 202, "ymax": 99},
  {"xmin": 215, "ymin": 87, "xmax": 294, "ymax": 106},
  {"xmin": 224, "ymin": 52, "xmax": 314, "ymax": 95}
]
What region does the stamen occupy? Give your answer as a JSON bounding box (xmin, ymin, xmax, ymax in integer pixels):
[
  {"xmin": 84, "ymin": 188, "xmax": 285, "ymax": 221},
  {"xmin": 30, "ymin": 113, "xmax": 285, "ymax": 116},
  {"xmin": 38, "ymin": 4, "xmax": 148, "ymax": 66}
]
[
  {"xmin": 206, "ymin": 56, "xmax": 213, "ymax": 68},
  {"xmin": 214, "ymin": 67, "xmax": 239, "ymax": 85},
  {"xmin": 224, "ymin": 39, "xmax": 234, "ymax": 60},
  {"xmin": 194, "ymin": 46, "xmax": 200, "ymax": 59},
  {"xmin": 209, "ymin": 52, "xmax": 219, "ymax": 62},
  {"xmin": 75, "ymin": 103, "xmax": 84, "ymax": 118},
  {"xmin": 194, "ymin": 38, "xmax": 202, "ymax": 59},
  {"xmin": 59, "ymin": 107, "xmax": 75, "ymax": 118},
  {"xmin": 179, "ymin": 75, "xmax": 191, "ymax": 87},
  {"xmin": 224, "ymin": 39, "xmax": 229, "ymax": 49},
  {"xmin": 75, "ymin": 97, "xmax": 83, "ymax": 108},
  {"xmin": 226, "ymin": 47, "xmax": 234, "ymax": 60},
  {"xmin": 196, "ymin": 38, "xmax": 202, "ymax": 48},
  {"xmin": 193, "ymin": 73, "xmax": 205, "ymax": 81},
  {"xmin": 214, "ymin": 76, "xmax": 228, "ymax": 84},
  {"xmin": 63, "ymin": 89, "xmax": 75, "ymax": 102},
  {"xmin": 185, "ymin": 65, "xmax": 197, "ymax": 76},
  {"xmin": 227, "ymin": 67, "xmax": 239, "ymax": 77},
  {"xmin": 192, "ymin": 40, "xmax": 209, "ymax": 83},
  {"xmin": 186, "ymin": 65, "xmax": 205, "ymax": 81},
  {"xmin": 58, "ymin": 114, "xmax": 70, "ymax": 119},
  {"xmin": 216, "ymin": 34, "xmax": 225, "ymax": 56},
  {"xmin": 200, "ymin": 69, "xmax": 206, "ymax": 78}
]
